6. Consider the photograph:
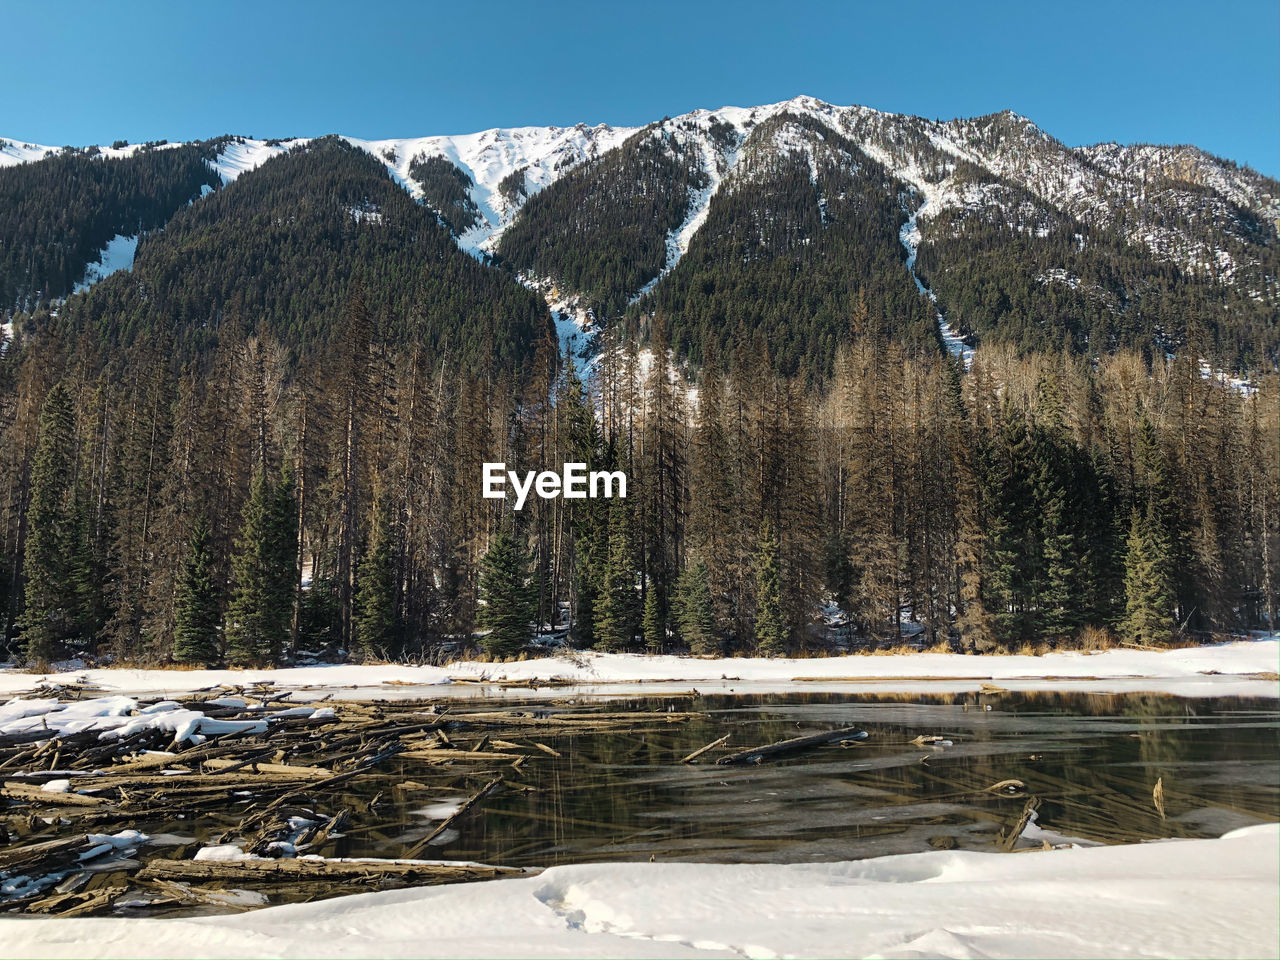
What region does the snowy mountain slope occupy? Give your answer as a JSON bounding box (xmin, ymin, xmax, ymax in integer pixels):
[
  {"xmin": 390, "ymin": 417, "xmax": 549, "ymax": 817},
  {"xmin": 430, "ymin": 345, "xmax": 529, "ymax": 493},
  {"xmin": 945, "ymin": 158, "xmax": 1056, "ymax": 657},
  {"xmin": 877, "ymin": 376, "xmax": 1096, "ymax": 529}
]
[
  {"xmin": 208, "ymin": 137, "xmax": 307, "ymax": 182},
  {"xmin": 342, "ymin": 124, "xmax": 637, "ymax": 254},
  {"xmin": 4, "ymin": 99, "xmax": 1274, "ymax": 370},
  {"xmin": 0, "ymin": 138, "xmax": 58, "ymax": 167},
  {"xmin": 7, "ymin": 99, "xmax": 1272, "ymax": 278}
]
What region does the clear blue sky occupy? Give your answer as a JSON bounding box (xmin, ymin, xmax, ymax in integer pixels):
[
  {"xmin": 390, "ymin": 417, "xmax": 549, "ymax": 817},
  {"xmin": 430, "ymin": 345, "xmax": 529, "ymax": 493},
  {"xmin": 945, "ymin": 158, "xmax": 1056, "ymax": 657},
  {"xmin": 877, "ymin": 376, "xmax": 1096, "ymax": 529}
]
[{"xmin": 3, "ymin": 0, "xmax": 1277, "ymax": 176}]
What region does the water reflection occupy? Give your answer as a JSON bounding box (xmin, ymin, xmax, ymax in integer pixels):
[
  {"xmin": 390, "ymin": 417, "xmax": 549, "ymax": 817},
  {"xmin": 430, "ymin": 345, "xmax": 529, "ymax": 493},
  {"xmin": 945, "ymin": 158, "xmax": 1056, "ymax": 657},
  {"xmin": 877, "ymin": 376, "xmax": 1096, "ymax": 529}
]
[{"xmin": 357, "ymin": 690, "xmax": 1278, "ymax": 867}]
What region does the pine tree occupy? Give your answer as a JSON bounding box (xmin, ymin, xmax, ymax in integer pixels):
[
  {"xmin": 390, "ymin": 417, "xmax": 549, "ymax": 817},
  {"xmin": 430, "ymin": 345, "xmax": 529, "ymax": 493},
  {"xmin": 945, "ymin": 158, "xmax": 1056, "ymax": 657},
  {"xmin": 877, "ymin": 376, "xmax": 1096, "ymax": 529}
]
[
  {"xmin": 172, "ymin": 515, "xmax": 221, "ymax": 665},
  {"xmin": 594, "ymin": 497, "xmax": 640, "ymax": 652},
  {"xmin": 754, "ymin": 521, "xmax": 786, "ymax": 655},
  {"xmin": 17, "ymin": 383, "xmax": 84, "ymax": 663},
  {"xmin": 560, "ymin": 358, "xmax": 604, "ymax": 647},
  {"xmin": 225, "ymin": 468, "xmax": 294, "ymax": 667},
  {"xmin": 477, "ymin": 526, "xmax": 535, "ymax": 658},
  {"xmin": 954, "ymin": 441, "xmax": 998, "ymax": 652},
  {"xmin": 352, "ymin": 493, "xmax": 397, "ymax": 661},
  {"xmin": 673, "ymin": 561, "xmax": 717, "ymax": 655},
  {"xmin": 1122, "ymin": 507, "xmax": 1175, "ymax": 646},
  {"xmin": 642, "ymin": 584, "xmax": 665, "ymax": 653}
]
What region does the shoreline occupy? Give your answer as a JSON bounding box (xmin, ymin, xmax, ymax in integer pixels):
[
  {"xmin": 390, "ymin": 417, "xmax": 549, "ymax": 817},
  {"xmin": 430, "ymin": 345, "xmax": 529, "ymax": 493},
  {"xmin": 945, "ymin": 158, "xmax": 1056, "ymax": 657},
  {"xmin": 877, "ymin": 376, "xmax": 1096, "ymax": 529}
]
[{"xmin": 2, "ymin": 639, "xmax": 1276, "ymax": 700}]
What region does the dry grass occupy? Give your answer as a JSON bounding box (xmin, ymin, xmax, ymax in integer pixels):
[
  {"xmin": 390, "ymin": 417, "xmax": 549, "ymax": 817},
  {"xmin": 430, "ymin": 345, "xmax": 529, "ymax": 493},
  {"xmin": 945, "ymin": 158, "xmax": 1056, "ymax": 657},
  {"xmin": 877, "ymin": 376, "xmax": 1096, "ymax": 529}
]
[{"xmin": 1078, "ymin": 625, "xmax": 1118, "ymax": 651}]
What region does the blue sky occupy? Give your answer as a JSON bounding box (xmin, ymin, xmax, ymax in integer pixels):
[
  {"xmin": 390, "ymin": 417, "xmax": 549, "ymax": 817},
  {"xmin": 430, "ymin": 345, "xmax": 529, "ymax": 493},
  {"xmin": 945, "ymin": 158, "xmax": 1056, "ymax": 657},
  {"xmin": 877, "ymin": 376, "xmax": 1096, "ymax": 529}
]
[{"xmin": 3, "ymin": 0, "xmax": 1277, "ymax": 175}]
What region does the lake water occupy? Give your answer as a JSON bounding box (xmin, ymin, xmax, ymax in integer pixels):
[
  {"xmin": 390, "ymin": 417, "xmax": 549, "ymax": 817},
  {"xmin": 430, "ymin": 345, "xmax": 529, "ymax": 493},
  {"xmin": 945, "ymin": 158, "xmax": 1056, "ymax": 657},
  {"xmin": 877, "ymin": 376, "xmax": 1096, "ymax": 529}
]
[
  {"xmin": 351, "ymin": 690, "xmax": 1279, "ymax": 866},
  {"xmin": 8, "ymin": 689, "xmax": 1277, "ymax": 916}
]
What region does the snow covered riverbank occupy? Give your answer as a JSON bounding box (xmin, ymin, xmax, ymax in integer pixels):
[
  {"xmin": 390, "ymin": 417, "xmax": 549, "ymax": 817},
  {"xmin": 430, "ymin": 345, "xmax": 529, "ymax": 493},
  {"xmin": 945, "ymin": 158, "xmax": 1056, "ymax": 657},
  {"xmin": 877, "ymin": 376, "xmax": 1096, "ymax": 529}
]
[
  {"xmin": 2, "ymin": 639, "xmax": 1276, "ymax": 700},
  {"xmin": 0, "ymin": 824, "xmax": 1274, "ymax": 959}
]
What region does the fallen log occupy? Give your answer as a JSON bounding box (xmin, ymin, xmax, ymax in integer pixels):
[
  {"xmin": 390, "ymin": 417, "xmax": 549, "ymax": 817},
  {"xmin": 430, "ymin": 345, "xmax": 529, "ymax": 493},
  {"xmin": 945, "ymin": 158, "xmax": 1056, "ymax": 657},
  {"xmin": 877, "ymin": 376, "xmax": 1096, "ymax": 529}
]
[
  {"xmin": 2, "ymin": 783, "xmax": 109, "ymax": 807},
  {"xmin": 202, "ymin": 758, "xmax": 332, "ymax": 778},
  {"xmin": 681, "ymin": 734, "xmax": 730, "ymax": 764},
  {"xmin": 138, "ymin": 856, "xmax": 530, "ymax": 882},
  {"xmin": 1000, "ymin": 796, "xmax": 1042, "ymax": 851},
  {"xmin": 715, "ymin": 726, "xmax": 868, "ymax": 765},
  {"xmin": 399, "ymin": 748, "xmax": 529, "ymax": 762},
  {"xmin": 0, "ymin": 835, "xmax": 89, "ymax": 872},
  {"xmin": 403, "ymin": 775, "xmax": 504, "ymax": 859}
]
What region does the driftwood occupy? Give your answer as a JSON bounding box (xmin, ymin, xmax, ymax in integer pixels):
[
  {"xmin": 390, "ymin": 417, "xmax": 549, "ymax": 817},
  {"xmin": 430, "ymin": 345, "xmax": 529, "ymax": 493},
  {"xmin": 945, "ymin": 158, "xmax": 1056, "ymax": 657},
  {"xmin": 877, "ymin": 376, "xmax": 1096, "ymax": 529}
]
[
  {"xmin": 681, "ymin": 734, "xmax": 731, "ymax": 764},
  {"xmin": 202, "ymin": 758, "xmax": 331, "ymax": 778},
  {"xmin": 139, "ymin": 856, "xmax": 529, "ymax": 882},
  {"xmin": 0, "ymin": 836, "xmax": 92, "ymax": 872},
  {"xmin": 716, "ymin": 726, "xmax": 868, "ymax": 765},
  {"xmin": 0, "ymin": 691, "xmax": 730, "ymax": 916},
  {"xmin": 2, "ymin": 783, "xmax": 109, "ymax": 807},
  {"xmin": 403, "ymin": 775, "xmax": 504, "ymax": 859},
  {"xmin": 399, "ymin": 748, "xmax": 529, "ymax": 763},
  {"xmin": 1000, "ymin": 797, "xmax": 1042, "ymax": 851}
]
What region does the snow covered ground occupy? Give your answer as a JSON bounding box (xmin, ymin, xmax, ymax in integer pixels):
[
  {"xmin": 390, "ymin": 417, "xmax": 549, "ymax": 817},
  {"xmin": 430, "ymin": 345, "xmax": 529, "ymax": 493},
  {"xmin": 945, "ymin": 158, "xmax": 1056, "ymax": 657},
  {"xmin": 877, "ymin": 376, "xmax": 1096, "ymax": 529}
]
[
  {"xmin": 1, "ymin": 639, "xmax": 1275, "ymax": 701},
  {"xmin": 0, "ymin": 824, "xmax": 1274, "ymax": 959}
]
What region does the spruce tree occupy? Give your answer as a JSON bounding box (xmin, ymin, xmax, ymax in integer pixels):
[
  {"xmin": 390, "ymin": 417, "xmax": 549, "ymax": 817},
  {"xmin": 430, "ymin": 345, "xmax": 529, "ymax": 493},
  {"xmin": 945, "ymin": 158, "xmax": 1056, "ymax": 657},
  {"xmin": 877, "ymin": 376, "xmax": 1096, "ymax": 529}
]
[
  {"xmin": 642, "ymin": 584, "xmax": 665, "ymax": 653},
  {"xmin": 674, "ymin": 561, "xmax": 717, "ymax": 655},
  {"xmin": 754, "ymin": 521, "xmax": 787, "ymax": 655},
  {"xmin": 225, "ymin": 468, "xmax": 295, "ymax": 667},
  {"xmin": 593, "ymin": 498, "xmax": 640, "ymax": 652},
  {"xmin": 477, "ymin": 526, "xmax": 536, "ymax": 658},
  {"xmin": 172, "ymin": 515, "xmax": 221, "ymax": 665},
  {"xmin": 17, "ymin": 383, "xmax": 83, "ymax": 663},
  {"xmin": 353, "ymin": 494, "xmax": 397, "ymax": 661},
  {"xmin": 1122, "ymin": 507, "xmax": 1175, "ymax": 646},
  {"xmin": 560, "ymin": 359, "xmax": 605, "ymax": 647}
]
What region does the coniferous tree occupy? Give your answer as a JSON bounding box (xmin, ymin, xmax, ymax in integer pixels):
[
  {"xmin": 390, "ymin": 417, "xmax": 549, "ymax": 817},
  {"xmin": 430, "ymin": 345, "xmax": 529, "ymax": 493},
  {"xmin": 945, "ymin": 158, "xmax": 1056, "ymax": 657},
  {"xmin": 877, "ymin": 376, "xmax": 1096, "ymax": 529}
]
[
  {"xmin": 225, "ymin": 468, "xmax": 294, "ymax": 666},
  {"xmin": 352, "ymin": 494, "xmax": 397, "ymax": 661},
  {"xmin": 673, "ymin": 561, "xmax": 717, "ymax": 655},
  {"xmin": 16, "ymin": 384, "xmax": 84, "ymax": 663},
  {"xmin": 754, "ymin": 521, "xmax": 786, "ymax": 655},
  {"xmin": 594, "ymin": 498, "xmax": 640, "ymax": 652},
  {"xmin": 1122, "ymin": 507, "xmax": 1176, "ymax": 646},
  {"xmin": 172, "ymin": 515, "xmax": 221, "ymax": 665},
  {"xmin": 642, "ymin": 584, "xmax": 665, "ymax": 653},
  {"xmin": 477, "ymin": 526, "xmax": 536, "ymax": 658}
]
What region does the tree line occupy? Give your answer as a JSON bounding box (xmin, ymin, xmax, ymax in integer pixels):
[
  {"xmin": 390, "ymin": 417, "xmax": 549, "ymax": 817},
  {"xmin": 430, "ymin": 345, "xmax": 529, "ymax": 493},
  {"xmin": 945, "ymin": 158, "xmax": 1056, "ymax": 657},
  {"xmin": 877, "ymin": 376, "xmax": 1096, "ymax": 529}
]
[{"xmin": 2, "ymin": 302, "xmax": 1275, "ymax": 666}]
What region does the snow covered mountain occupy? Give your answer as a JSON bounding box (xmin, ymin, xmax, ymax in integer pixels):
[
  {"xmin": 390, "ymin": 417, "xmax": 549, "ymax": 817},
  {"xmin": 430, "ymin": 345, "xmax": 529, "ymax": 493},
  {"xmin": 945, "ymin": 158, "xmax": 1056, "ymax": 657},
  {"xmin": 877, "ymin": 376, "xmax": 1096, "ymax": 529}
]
[
  {"xmin": 2, "ymin": 96, "xmax": 1276, "ymax": 371},
  {"xmin": 8, "ymin": 96, "xmax": 1272, "ymax": 276}
]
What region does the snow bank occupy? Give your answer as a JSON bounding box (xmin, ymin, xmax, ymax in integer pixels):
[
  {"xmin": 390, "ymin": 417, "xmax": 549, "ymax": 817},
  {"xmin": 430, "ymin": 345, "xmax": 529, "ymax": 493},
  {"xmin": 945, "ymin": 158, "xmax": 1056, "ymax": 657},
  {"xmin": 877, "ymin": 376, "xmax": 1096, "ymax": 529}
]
[
  {"xmin": 0, "ymin": 824, "xmax": 1273, "ymax": 959},
  {"xmin": 1, "ymin": 639, "xmax": 1274, "ymax": 700}
]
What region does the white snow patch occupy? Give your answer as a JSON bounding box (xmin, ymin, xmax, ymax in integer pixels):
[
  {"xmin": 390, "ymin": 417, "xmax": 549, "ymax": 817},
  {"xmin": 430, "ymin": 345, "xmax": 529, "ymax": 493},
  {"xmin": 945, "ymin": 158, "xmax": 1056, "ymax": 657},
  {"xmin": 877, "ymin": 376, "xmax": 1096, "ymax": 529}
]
[
  {"xmin": 73, "ymin": 234, "xmax": 138, "ymax": 293},
  {"xmin": 342, "ymin": 124, "xmax": 637, "ymax": 256},
  {"xmin": 0, "ymin": 694, "xmax": 269, "ymax": 744},
  {"xmin": 0, "ymin": 825, "xmax": 1273, "ymax": 958},
  {"xmin": 208, "ymin": 139, "xmax": 306, "ymax": 184},
  {"xmin": 1, "ymin": 639, "xmax": 1275, "ymax": 702},
  {"xmin": 0, "ymin": 138, "xmax": 58, "ymax": 167},
  {"xmin": 900, "ymin": 201, "xmax": 974, "ymax": 364}
]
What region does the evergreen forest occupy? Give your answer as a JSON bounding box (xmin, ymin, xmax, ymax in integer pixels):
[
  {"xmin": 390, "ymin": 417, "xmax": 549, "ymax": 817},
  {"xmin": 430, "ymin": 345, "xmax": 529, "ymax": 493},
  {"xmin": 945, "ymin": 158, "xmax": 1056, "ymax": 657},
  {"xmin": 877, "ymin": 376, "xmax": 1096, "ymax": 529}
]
[{"xmin": 0, "ymin": 128, "xmax": 1275, "ymax": 668}]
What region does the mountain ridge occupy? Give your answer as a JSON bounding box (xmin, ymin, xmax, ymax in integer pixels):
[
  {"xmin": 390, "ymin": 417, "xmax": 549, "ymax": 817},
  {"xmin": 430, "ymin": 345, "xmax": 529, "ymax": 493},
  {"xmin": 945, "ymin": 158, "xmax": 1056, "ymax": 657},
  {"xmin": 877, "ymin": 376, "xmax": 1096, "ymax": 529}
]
[{"xmin": 2, "ymin": 96, "xmax": 1276, "ymax": 373}]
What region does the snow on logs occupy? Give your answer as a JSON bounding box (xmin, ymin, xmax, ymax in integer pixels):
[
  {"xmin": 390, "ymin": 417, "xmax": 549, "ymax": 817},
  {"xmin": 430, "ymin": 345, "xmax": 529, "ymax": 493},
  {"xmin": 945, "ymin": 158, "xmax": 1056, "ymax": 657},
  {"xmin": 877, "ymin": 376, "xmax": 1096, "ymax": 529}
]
[{"xmin": 0, "ymin": 689, "xmax": 705, "ymax": 915}]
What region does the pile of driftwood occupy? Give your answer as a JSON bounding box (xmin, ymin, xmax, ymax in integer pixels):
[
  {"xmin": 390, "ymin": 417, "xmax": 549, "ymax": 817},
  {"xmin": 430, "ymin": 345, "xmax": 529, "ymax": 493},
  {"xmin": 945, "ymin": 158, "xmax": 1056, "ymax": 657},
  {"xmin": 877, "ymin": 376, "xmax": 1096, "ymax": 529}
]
[
  {"xmin": 0, "ymin": 685, "xmax": 721, "ymax": 916},
  {"xmin": 1, "ymin": 683, "xmax": 871, "ymax": 917}
]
